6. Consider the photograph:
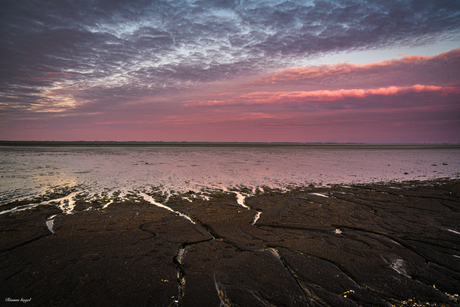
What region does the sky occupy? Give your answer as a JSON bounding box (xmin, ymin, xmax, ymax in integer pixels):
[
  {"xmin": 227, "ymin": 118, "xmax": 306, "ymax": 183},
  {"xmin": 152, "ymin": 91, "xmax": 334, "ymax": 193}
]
[{"xmin": 1, "ymin": 0, "xmax": 459, "ymax": 143}]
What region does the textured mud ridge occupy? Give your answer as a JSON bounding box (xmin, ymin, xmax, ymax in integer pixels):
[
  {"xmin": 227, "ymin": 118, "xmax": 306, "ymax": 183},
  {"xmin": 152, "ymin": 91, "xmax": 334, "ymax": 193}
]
[{"xmin": 1, "ymin": 180, "xmax": 459, "ymax": 307}]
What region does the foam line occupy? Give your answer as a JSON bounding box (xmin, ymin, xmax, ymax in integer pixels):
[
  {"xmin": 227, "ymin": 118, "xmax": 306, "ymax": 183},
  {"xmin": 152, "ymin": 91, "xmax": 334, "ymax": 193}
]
[{"xmin": 0, "ymin": 203, "xmax": 40, "ymax": 215}]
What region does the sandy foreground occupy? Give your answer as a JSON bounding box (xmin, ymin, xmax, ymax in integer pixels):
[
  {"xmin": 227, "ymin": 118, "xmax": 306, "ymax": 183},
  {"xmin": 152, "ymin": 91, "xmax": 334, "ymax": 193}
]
[{"xmin": 1, "ymin": 180, "xmax": 459, "ymax": 307}]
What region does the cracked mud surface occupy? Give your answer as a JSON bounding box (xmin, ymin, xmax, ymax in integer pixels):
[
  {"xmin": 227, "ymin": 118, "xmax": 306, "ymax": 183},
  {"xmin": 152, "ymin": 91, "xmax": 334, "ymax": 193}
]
[{"xmin": 1, "ymin": 180, "xmax": 459, "ymax": 306}]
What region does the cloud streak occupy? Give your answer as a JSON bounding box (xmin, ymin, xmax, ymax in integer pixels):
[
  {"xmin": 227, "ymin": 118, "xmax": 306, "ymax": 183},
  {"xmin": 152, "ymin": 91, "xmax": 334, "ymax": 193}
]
[
  {"xmin": 184, "ymin": 85, "xmax": 459, "ymax": 106},
  {"xmin": 254, "ymin": 48, "xmax": 460, "ymax": 85}
]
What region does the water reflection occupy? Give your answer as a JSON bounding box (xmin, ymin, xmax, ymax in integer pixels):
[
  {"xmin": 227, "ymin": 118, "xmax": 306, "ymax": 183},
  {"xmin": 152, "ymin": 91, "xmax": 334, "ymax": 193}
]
[{"xmin": 1, "ymin": 145, "xmax": 459, "ymax": 205}]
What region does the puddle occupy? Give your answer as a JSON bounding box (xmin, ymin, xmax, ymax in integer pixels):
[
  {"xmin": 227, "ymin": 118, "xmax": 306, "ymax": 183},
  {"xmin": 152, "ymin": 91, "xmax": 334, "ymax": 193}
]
[
  {"xmin": 233, "ymin": 192, "xmax": 249, "ymax": 209},
  {"xmin": 252, "ymin": 211, "xmax": 262, "ymax": 225},
  {"xmin": 46, "ymin": 219, "xmax": 55, "ymax": 234},
  {"xmin": 139, "ymin": 192, "xmax": 196, "ymax": 224},
  {"xmin": 447, "ymin": 229, "xmax": 460, "ymax": 235},
  {"xmin": 311, "ymin": 193, "xmax": 329, "ymax": 198}
]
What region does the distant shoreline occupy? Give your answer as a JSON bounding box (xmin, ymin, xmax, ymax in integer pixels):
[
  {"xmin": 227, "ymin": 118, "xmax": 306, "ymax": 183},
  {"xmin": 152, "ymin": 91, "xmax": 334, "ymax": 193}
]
[{"xmin": 0, "ymin": 140, "xmax": 459, "ymax": 149}]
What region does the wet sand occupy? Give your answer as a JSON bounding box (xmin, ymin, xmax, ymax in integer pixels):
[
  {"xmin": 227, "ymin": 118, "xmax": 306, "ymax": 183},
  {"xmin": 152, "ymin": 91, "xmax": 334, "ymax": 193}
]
[{"xmin": 1, "ymin": 180, "xmax": 459, "ymax": 306}]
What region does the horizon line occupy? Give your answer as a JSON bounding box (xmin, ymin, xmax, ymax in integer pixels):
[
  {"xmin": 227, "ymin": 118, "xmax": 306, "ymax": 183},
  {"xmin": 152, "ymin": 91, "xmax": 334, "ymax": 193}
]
[{"xmin": 1, "ymin": 140, "xmax": 458, "ymax": 147}]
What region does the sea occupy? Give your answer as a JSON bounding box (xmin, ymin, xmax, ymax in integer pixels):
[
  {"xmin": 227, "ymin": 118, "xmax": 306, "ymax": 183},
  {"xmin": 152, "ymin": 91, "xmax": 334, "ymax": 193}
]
[{"xmin": 1, "ymin": 144, "xmax": 459, "ymax": 215}]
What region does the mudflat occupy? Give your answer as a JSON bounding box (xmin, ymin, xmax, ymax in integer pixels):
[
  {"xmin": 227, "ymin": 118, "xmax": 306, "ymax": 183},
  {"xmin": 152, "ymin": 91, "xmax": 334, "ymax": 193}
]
[{"xmin": 1, "ymin": 180, "xmax": 459, "ymax": 307}]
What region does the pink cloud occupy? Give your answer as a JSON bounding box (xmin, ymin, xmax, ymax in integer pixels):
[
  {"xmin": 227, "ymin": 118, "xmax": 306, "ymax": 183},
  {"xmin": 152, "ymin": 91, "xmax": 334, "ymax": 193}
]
[
  {"xmin": 183, "ymin": 84, "xmax": 460, "ymax": 106},
  {"xmin": 94, "ymin": 121, "xmax": 125, "ymax": 125},
  {"xmin": 160, "ymin": 111, "xmax": 289, "ymax": 124},
  {"xmin": 13, "ymin": 71, "xmax": 76, "ymax": 84},
  {"xmin": 43, "ymin": 87, "xmax": 70, "ymax": 96},
  {"xmin": 43, "ymin": 72, "xmax": 75, "ymax": 77},
  {"xmin": 254, "ymin": 48, "xmax": 460, "ymax": 84}
]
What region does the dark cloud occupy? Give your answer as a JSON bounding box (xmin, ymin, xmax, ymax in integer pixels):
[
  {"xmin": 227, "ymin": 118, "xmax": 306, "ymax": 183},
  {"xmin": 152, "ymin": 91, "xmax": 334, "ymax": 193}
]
[
  {"xmin": 1, "ymin": 0, "xmax": 459, "ymax": 117},
  {"xmin": 247, "ymin": 0, "xmax": 460, "ymax": 56}
]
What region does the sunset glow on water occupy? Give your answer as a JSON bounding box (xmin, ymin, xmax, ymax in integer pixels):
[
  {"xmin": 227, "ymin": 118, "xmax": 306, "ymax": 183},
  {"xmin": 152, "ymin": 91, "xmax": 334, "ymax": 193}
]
[{"xmin": 1, "ymin": 144, "xmax": 459, "ymax": 213}]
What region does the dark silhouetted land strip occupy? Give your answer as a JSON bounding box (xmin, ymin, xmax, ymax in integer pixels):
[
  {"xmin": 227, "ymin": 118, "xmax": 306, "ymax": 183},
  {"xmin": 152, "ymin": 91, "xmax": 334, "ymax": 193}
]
[{"xmin": 1, "ymin": 140, "xmax": 459, "ymax": 150}]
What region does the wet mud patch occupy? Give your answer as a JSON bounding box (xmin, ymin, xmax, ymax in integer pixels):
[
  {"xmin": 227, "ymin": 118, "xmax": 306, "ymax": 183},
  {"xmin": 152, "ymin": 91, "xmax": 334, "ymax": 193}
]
[{"xmin": 1, "ymin": 179, "xmax": 459, "ymax": 306}]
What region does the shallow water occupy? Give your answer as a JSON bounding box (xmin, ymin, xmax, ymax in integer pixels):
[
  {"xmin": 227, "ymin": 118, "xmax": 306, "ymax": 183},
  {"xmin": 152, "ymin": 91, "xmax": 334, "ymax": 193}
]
[{"xmin": 1, "ymin": 145, "xmax": 459, "ymax": 212}]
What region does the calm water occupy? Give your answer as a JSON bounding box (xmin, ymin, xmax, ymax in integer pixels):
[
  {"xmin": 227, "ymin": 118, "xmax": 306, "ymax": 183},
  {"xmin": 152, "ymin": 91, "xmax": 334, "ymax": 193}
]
[{"xmin": 1, "ymin": 145, "xmax": 459, "ymax": 213}]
